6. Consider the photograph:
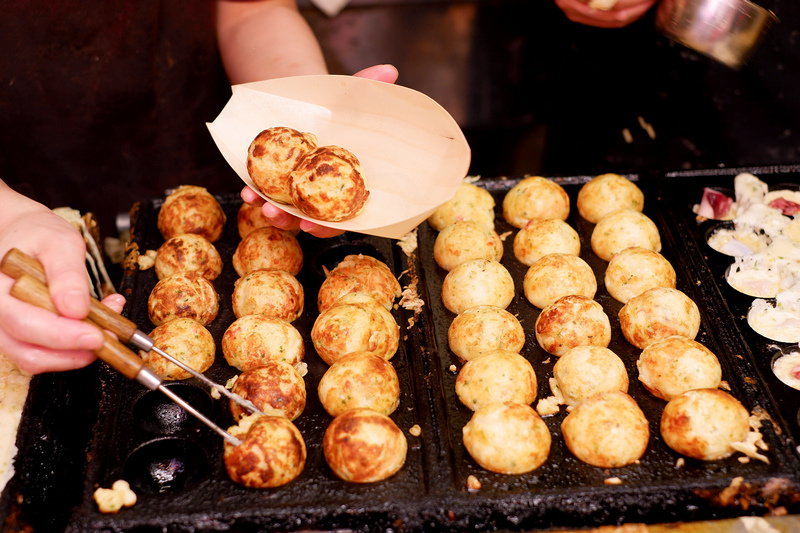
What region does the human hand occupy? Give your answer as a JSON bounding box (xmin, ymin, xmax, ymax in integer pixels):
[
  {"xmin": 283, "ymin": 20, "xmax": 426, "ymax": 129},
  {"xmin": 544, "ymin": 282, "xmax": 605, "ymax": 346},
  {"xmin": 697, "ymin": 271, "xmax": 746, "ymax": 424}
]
[{"xmin": 554, "ymin": 0, "xmax": 657, "ymax": 28}]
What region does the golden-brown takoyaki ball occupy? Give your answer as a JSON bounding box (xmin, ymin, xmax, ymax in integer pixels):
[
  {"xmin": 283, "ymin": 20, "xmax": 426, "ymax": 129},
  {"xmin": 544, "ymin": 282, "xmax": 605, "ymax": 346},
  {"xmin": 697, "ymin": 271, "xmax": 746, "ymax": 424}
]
[
  {"xmin": 224, "ymin": 414, "xmax": 306, "ymax": 488},
  {"xmin": 604, "ymin": 247, "xmax": 676, "ymax": 304},
  {"xmin": 447, "ymin": 305, "xmax": 525, "ymax": 361},
  {"xmin": 433, "ymin": 220, "xmax": 504, "ymax": 271},
  {"xmin": 311, "ymin": 292, "xmax": 399, "ymax": 365},
  {"xmin": 317, "ymin": 254, "xmax": 402, "ymax": 312},
  {"xmin": 561, "ymin": 391, "xmax": 649, "ymax": 468},
  {"xmin": 428, "ymin": 182, "xmax": 496, "ymax": 231},
  {"xmin": 222, "ymin": 314, "xmax": 304, "ymax": 370},
  {"xmin": 441, "ymin": 259, "xmax": 515, "ymax": 314},
  {"xmin": 502, "ymin": 176, "xmax": 570, "ymax": 229},
  {"xmin": 231, "ymin": 269, "xmax": 304, "ymax": 322},
  {"xmin": 229, "ymin": 362, "xmax": 306, "ymax": 421},
  {"xmin": 513, "ymin": 218, "xmax": 581, "ymax": 266},
  {"xmin": 140, "ymin": 318, "xmax": 215, "ymax": 380},
  {"xmin": 637, "ymin": 336, "xmax": 721, "ymax": 401},
  {"xmin": 289, "ymin": 145, "xmax": 369, "ymax": 222},
  {"xmin": 232, "ymin": 226, "xmax": 303, "ymax": 277},
  {"xmin": 577, "ymin": 173, "xmax": 644, "ymax": 224},
  {"xmin": 660, "ymin": 389, "xmax": 750, "ymax": 461},
  {"xmin": 237, "ymin": 201, "xmax": 272, "ymax": 239},
  {"xmin": 323, "ymin": 408, "xmax": 407, "ymax": 483},
  {"xmin": 462, "ymin": 401, "xmax": 551, "ymax": 475},
  {"xmin": 147, "ymin": 272, "xmax": 219, "ymax": 326},
  {"xmin": 534, "ymin": 295, "xmax": 611, "ymax": 356},
  {"xmin": 317, "ymin": 351, "xmax": 400, "ymax": 417},
  {"xmin": 522, "ymin": 254, "xmax": 597, "ymax": 309},
  {"xmin": 455, "ymin": 350, "xmax": 537, "ymax": 411},
  {"xmin": 619, "ymin": 287, "xmax": 701, "ymax": 349},
  {"xmin": 157, "ymin": 185, "xmax": 226, "ymax": 242},
  {"xmin": 552, "ymin": 346, "xmax": 629, "ymax": 407},
  {"xmin": 247, "ymin": 126, "xmax": 318, "ymax": 205},
  {"xmin": 154, "ymin": 233, "xmax": 222, "ymax": 281},
  {"xmin": 591, "ymin": 209, "xmax": 661, "ymax": 262}
]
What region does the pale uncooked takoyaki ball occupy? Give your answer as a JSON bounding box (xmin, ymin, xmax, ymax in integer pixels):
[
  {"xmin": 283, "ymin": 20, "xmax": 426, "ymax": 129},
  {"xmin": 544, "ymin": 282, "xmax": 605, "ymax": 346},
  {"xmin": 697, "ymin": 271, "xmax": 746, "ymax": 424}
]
[
  {"xmin": 317, "ymin": 351, "xmax": 400, "ymax": 417},
  {"xmin": 222, "ymin": 314, "xmax": 305, "ymax": 370},
  {"xmin": 447, "ymin": 305, "xmax": 525, "ymax": 361},
  {"xmin": 229, "ymin": 362, "xmax": 306, "ymax": 421},
  {"xmin": 577, "ymin": 173, "xmax": 644, "ymax": 224},
  {"xmin": 317, "ymin": 254, "xmax": 402, "ymax": 312},
  {"xmin": 561, "ymin": 391, "xmax": 649, "ymax": 468},
  {"xmin": 503, "ymin": 176, "xmax": 570, "ymax": 229},
  {"xmin": 462, "ymin": 401, "xmax": 551, "ymax": 474},
  {"xmin": 441, "ymin": 259, "xmax": 515, "ymax": 314},
  {"xmin": 523, "ymin": 254, "xmax": 597, "ymax": 309},
  {"xmin": 619, "ymin": 287, "xmax": 701, "ymax": 349},
  {"xmin": 323, "ymin": 408, "xmax": 407, "ymax": 483},
  {"xmin": 433, "ymin": 220, "xmax": 504, "ymax": 271},
  {"xmin": 141, "ymin": 318, "xmax": 215, "ymax": 380},
  {"xmin": 246, "ymin": 126, "xmax": 318, "ymax": 205},
  {"xmin": 237, "ymin": 201, "xmax": 272, "ymax": 239},
  {"xmin": 157, "ymin": 185, "xmax": 227, "ymax": 243},
  {"xmin": 535, "ymin": 295, "xmax": 611, "ymax": 356},
  {"xmin": 232, "ymin": 226, "xmax": 303, "ymax": 277},
  {"xmin": 513, "ymin": 218, "xmax": 581, "ymax": 266},
  {"xmin": 591, "ymin": 209, "xmax": 661, "ymax": 262},
  {"xmin": 147, "ymin": 272, "xmax": 219, "ymax": 326},
  {"xmin": 224, "ymin": 414, "xmax": 306, "ymax": 488},
  {"xmin": 455, "ymin": 350, "xmax": 537, "ymax": 411},
  {"xmin": 428, "ymin": 182, "xmax": 496, "ymax": 231},
  {"xmin": 231, "ymin": 269, "xmax": 304, "ymax": 322},
  {"xmin": 604, "ymin": 247, "xmax": 676, "ymax": 303},
  {"xmin": 660, "ymin": 389, "xmax": 750, "ymax": 461},
  {"xmin": 637, "ymin": 336, "xmax": 721, "ymax": 401},
  {"xmin": 552, "ymin": 346, "xmax": 629, "ymax": 407},
  {"xmin": 311, "ymin": 292, "xmax": 399, "ymax": 365},
  {"xmin": 154, "ymin": 233, "xmax": 223, "ymax": 281}
]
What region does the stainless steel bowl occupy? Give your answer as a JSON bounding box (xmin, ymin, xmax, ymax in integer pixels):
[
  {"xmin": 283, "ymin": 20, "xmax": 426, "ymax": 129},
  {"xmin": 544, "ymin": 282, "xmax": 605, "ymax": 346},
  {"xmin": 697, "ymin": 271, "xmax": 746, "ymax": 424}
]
[{"xmin": 655, "ymin": 0, "xmax": 778, "ymax": 69}]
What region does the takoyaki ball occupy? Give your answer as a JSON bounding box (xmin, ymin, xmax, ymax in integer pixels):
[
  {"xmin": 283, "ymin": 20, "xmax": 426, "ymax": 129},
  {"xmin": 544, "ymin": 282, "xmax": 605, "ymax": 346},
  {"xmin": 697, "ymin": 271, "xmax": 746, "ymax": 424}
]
[
  {"xmin": 660, "ymin": 389, "xmax": 750, "ymax": 461},
  {"xmin": 229, "ymin": 362, "xmax": 306, "ymax": 421},
  {"xmin": 317, "ymin": 351, "xmax": 400, "ymax": 417},
  {"xmin": 619, "ymin": 287, "xmax": 701, "ymax": 349},
  {"xmin": 513, "ymin": 218, "xmax": 581, "ymax": 266},
  {"xmin": 577, "ymin": 173, "xmax": 644, "ymax": 224},
  {"xmin": 455, "ymin": 350, "xmax": 537, "ymax": 411},
  {"xmin": 311, "ymin": 292, "xmax": 399, "ymax": 365},
  {"xmin": 290, "ymin": 145, "xmax": 369, "ymax": 222},
  {"xmin": 147, "ymin": 272, "xmax": 219, "ymax": 326},
  {"xmin": 637, "ymin": 336, "xmax": 721, "ymax": 401},
  {"xmin": 317, "ymin": 254, "xmax": 401, "ymax": 312},
  {"xmin": 447, "ymin": 305, "xmax": 525, "ymax": 362},
  {"xmin": 591, "ymin": 209, "xmax": 661, "ymax": 262},
  {"xmin": 535, "ymin": 295, "xmax": 611, "ymax": 356},
  {"xmin": 561, "ymin": 391, "xmax": 649, "ymax": 468},
  {"xmin": 462, "ymin": 401, "xmax": 551, "ymax": 475},
  {"xmin": 237, "ymin": 201, "xmax": 272, "ymax": 239},
  {"xmin": 222, "ymin": 314, "xmax": 304, "ymax": 370},
  {"xmin": 323, "ymin": 408, "xmax": 407, "ymax": 483},
  {"xmin": 231, "ymin": 269, "xmax": 304, "ymax": 322},
  {"xmin": 502, "ymin": 176, "xmax": 570, "ymax": 229},
  {"xmin": 552, "ymin": 346, "xmax": 629, "ymax": 407},
  {"xmin": 154, "ymin": 233, "xmax": 222, "ymax": 281},
  {"xmin": 224, "ymin": 414, "xmax": 307, "ymax": 488},
  {"xmin": 140, "ymin": 318, "xmax": 215, "ymax": 380},
  {"xmin": 247, "ymin": 126, "xmax": 318, "ymax": 205},
  {"xmin": 604, "ymin": 247, "xmax": 676, "ymax": 304},
  {"xmin": 441, "ymin": 259, "xmax": 515, "ymax": 314},
  {"xmin": 433, "ymin": 220, "xmax": 504, "ymax": 271},
  {"xmin": 157, "ymin": 185, "xmax": 226, "ymax": 243},
  {"xmin": 428, "ymin": 182, "xmax": 496, "ymax": 231},
  {"xmin": 232, "ymin": 226, "xmax": 303, "ymax": 277},
  {"xmin": 522, "ymin": 254, "xmax": 597, "ymax": 309}
]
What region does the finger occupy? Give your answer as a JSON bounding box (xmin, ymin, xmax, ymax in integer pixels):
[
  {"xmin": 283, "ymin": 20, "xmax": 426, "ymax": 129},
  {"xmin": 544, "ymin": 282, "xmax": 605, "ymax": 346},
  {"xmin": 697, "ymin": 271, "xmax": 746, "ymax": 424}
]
[
  {"xmin": 0, "ymin": 327, "xmax": 97, "ymax": 375},
  {"xmin": 261, "ymin": 202, "xmax": 303, "ymax": 231},
  {"xmin": 298, "ymin": 219, "xmax": 345, "ymax": 238},
  {"xmin": 240, "ymin": 186, "xmax": 266, "ymax": 206},
  {"xmin": 33, "ymin": 230, "xmax": 92, "ymax": 320},
  {"xmin": 353, "ymin": 64, "xmax": 399, "ymax": 84},
  {"xmin": 100, "ymin": 293, "xmax": 127, "ymax": 315}
]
